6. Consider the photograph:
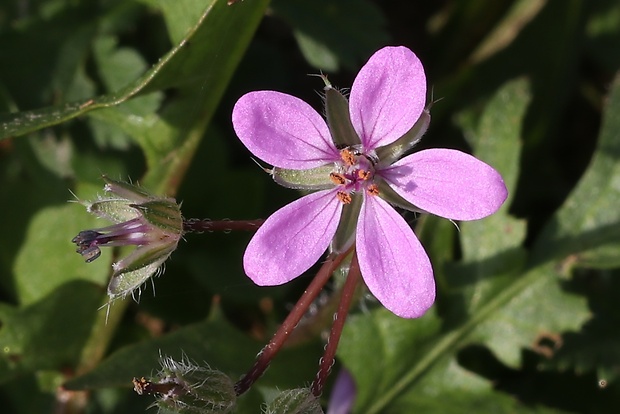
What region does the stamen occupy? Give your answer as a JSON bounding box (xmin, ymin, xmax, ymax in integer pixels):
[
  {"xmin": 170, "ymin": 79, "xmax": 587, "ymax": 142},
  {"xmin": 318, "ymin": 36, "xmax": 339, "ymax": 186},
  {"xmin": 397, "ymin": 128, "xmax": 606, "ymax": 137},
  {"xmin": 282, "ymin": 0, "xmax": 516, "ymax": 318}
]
[
  {"xmin": 357, "ymin": 170, "xmax": 371, "ymax": 181},
  {"xmin": 336, "ymin": 191, "xmax": 352, "ymax": 204},
  {"xmin": 330, "ymin": 172, "xmax": 347, "ymax": 185},
  {"xmin": 72, "ymin": 230, "xmax": 103, "ymax": 262},
  {"xmin": 340, "ymin": 148, "xmax": 356, "ymax": 166},
  {"xmin": 71, "ymin": 218, "xmax": 154, "ymax": 263},
  {"xmin": 367, "ymin": 184, "xmax": 379, "ymax": 196},
  {"xmin": 80, "ymin": 245, "xmax": 102, "ymax": 263}
]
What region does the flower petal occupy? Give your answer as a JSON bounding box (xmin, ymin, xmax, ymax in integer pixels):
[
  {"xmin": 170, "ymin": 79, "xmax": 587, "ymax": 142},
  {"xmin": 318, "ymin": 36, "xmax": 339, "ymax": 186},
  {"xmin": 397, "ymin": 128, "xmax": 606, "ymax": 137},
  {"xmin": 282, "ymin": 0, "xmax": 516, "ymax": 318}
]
[
  {"xmin": 326, "ymin": 368, "xmax": 356, "ymax": 414},
  {"xmin": 244, "ymin": 189, "xmax": 343, "ymax": 285},
  {"xmin": 232, "ymin": 91, "xmax": 340, "ymax": 169},
  {"xmin": 356, "ymin": 195, "xmax": 435, "ymax": 318},
  {"xmin": 349, "ymin": 46, "xmax": 426, "ymax": 150},
  {"xmin": 383, "ymin": 148, "xmax": 508, "ymax": 220}
]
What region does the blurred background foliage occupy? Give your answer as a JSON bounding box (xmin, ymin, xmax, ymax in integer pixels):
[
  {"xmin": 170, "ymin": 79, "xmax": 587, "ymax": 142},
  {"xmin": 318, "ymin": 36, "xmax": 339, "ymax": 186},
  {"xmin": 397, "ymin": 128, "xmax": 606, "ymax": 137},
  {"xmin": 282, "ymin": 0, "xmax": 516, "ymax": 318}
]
[{"xmin": 1, "ymin": 0, "xmax": 619, "ymax": 412}]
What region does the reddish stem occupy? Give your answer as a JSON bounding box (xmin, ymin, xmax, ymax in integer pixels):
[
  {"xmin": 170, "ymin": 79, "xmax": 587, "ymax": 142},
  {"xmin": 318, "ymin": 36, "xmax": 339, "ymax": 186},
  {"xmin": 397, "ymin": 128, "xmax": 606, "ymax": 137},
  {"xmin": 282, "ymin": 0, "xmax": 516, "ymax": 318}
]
[
  {"xmin": 234, "ymin": 249, "xmax": 352, "ymax": 396},
  {"xmin": 183, "ymin": 218, "xmax": 264, "ymax": 233},
  {"xmin": 311, "ymin": 250, "xmax": 361, "ymax": 397}
]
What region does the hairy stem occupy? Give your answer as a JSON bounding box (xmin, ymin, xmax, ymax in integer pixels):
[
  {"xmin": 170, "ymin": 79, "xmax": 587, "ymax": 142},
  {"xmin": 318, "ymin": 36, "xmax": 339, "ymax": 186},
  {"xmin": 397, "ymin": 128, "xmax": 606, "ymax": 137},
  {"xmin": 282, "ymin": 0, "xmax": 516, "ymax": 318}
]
[
  {"xmin": 311, "ymin": 250, "xmax": 360, "ymax": 396},
  {"xmin": 183, "ymin": 218, "xmax": 264, "ymax": 233},
  {"xmin": 234, "ymin": 248, "xmax": 352, "ymax": 395}
]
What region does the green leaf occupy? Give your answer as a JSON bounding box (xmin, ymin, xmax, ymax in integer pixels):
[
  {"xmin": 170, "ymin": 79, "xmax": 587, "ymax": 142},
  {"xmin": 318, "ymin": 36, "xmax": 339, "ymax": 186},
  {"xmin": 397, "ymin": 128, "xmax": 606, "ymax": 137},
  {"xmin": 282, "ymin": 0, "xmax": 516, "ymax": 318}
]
[
  {"xmin": 531, "ymin": 72, "xmax": 620, "ymax": 268},
  {"xmin": 0, "ymin": 281, "xmax": 102, "ymax": 384},
  {"xmin": 92, "ymin": 35, "xmax": 163, "ymax": 115},
  {"xmin": 93, "ymin": 36, "xmax": 148, "ymax": 94},
  {"xmin": 547, "ymin": 315, "xmax": 620, "ymax": 383},
  {"xmin": 584, "ymin": 0, "xmax": 620, "ymax": 73},
  {"xmin": 340, "ymin": 309, "xmax": 566, "ymax": 414},
  {"xmin": 446, "ymin": 78, "xmax": 531, "ymax": 321},
  {"xmin": 463, "ymin": 263, "xmax": 588, "ymax": 368},
  {"xmin": 0, "ymin": 1, "xmax": 105, "ymax": 110},
  {"xmin": 339, "ymin": 259, "xmax": 589, "ymax": 414},
  {"xmin": 13, "ymin": 202, "xmax": 111, "ymax": 305},
  {"xmin": 0, "ymin": 0, "xmax": 269, "ymax": 143},
  {"xmin": 542, "ymin": 267, "xmax": 620, "ymax": 384},
  {"xmin": 457, "ymin": 78, "xmax": 529, "ymax": 263},
  {"xmin": 293, "ymin": 32, "xmax": 339, "ymax": 72},
  {"xmin": 272, "ymin": 0, "xmax": 389, "ymax": 71},
  {"xmin": 65, "ymin": 309, "xmax": 323, "ymax": 397}
]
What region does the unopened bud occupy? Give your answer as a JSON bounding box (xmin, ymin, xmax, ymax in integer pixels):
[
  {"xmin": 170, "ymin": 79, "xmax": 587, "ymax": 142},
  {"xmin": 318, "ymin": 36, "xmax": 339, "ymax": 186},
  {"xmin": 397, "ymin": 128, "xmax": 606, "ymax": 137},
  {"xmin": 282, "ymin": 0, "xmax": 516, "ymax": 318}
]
[
  {"xmin": 265, "ymin": 388, "xmax": 324, "ymax": 414},
  {"xmin": 134, "ymin": 355, "xmax": 236, "ymax": 414}
]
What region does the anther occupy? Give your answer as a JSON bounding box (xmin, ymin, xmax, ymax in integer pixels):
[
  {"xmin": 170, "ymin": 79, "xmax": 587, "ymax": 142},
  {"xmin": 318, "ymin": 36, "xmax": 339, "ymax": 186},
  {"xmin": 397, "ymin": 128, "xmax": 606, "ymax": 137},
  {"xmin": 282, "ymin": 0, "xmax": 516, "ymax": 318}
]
[
  {"xmin": 340, "ymin": 148, "xmax": 356, "ymax": 166},
  {"xmin": 336, "ymin": 191, "xmax": 352, "ymax": 204},
  {"xmin": 367, "ymin": 184, "xmax": 379, "ymax": 196},
  {"xmin": 357, "ymin": 170, "xmax": 371, "ymax": 181},
  {"xmin": 329, "ymin": 173, "xmax": 347, "ymax": 185}
]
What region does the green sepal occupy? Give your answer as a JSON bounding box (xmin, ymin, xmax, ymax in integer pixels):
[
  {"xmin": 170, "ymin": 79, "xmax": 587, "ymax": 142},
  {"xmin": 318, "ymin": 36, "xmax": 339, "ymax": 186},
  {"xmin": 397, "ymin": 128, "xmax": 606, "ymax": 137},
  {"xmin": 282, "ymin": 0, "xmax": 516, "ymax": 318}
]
[
  {"xmin": 159, "ymin": 371, "xmax": 236, "ymax": 414},
  {"xmin": 107, "ymin": 261, "xmax": 163, "ymax": 300},
  {"xmin": 177, "ymin": 371, "xmax": 235, "ymax": 413},
  {"xmin": 102, "ymin": 175, "xmax": 153, "ymax": 203},
  {"xmin": 331, "ymin": 193, "xmax": 362, "ymax": 254},
  {"xmin": 376, "ymin": 178, "xmax": 426, "ymax": 214},
  {"xmin": 132, "ymin": 199, "xmax": 184, "ymax": 234},
  {"xmin": 264, "ymin": 388, "xmax": 323, "ymax": 414},
  {"xmin": 90, "ymin": 177, "xmax": 183, "ymax": 232},
  {"xmin": 325, "ymin": 86, "xmax": 360, "ymax": 148},
  {"xmin": 107, "ymin": 241, "xmax": 178, "ymax": 299},
  {"xmin": 86, "ymin": 198, "xmax": 140, "ymax": 223},
  {"xmin": 375, "ymin": 108, "xmax": 430, "ymax": 165},
  {"xmin": 151, "ymin": 356, "xmax": 236, "ymax": 414},
  {"xmin": 272, "ymin": 165, "xmax": 335, "ymax": 190}
]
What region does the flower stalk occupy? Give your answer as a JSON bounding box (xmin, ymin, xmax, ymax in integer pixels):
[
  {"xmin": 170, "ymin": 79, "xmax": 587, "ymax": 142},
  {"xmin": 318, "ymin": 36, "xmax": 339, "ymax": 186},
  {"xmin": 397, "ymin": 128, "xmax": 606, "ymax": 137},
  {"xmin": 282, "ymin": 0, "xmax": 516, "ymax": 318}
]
[
  {"xmin": 183, "ymin": 218, "xmax": 264, "ymax": 233},
  {"xmin": 310, "ymin": 251, "xmax": 361, "ymax": 397},
  {"xmin": 234, "ymin": 247, "xmax": 352, "ymax": 396}
]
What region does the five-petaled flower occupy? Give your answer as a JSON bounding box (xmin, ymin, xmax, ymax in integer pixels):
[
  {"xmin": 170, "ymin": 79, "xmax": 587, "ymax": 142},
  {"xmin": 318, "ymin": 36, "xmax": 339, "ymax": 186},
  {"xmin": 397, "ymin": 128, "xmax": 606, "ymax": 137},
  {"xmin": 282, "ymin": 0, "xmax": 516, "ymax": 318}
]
[{"xmin": 232, "ymin": 46, "xmax": 507, "ymax": 318}]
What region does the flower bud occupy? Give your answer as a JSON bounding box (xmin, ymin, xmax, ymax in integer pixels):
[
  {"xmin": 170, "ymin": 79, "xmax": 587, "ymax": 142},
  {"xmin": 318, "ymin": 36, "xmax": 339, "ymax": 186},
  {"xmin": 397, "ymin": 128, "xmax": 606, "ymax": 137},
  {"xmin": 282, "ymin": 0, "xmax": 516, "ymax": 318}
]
[
  {"xmin": 264, "ymin": 388, "xmax": 324, "ymax": 414},
  {"xmin": 72, "ymin": 176, "xmax": 183, "ymax": 301},
  {"xmin": 134, "ymin": 356, "xmax": 236, "ymax": 414}
]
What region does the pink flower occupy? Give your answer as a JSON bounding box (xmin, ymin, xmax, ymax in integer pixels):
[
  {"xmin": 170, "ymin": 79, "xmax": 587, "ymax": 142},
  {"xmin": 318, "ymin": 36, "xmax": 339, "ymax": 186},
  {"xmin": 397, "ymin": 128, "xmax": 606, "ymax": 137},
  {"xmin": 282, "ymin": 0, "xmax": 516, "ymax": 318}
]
[{"xmin": 232, "ymin": 46, "xmax": 507, "ymax": 318}]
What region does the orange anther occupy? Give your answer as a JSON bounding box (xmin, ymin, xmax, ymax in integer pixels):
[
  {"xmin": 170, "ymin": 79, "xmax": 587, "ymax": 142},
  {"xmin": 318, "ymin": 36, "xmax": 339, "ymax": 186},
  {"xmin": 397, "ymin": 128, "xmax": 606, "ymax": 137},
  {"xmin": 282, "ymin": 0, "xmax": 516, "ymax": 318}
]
[
  {"xmin": 340, "ymin": 148, "xmax": 356, "ymax": 166},
  {"xmin": 367, "ymin": 184, "xmax": 379, "ymax": 196},
  {"xmin": 337, "ymin": 191, "xmax": 352, "ymax": 204},
  {"xmin": 357, "ymin": 170, "xmax": 371, "ymax": 180},
  {"xmin": 330, "ymin": 172, "xmax": 347, "ymax": 185}
]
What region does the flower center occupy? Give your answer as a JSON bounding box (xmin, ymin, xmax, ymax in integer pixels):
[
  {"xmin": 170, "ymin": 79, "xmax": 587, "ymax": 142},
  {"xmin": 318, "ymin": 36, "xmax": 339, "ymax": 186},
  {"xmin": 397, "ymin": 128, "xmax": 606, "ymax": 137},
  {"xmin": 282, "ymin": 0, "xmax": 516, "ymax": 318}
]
[{"xmin": 330, "ymin": 147, "xmax": 379, "ymax": 204}]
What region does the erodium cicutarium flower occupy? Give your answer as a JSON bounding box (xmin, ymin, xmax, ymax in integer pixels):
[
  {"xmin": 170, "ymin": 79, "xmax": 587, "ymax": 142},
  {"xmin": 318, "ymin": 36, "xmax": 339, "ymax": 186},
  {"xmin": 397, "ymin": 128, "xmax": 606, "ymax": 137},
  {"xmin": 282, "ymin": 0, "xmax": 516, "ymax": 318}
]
[{"xmin": 232, "ymin": 46, "xmax": 507, "ymax": 318}]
